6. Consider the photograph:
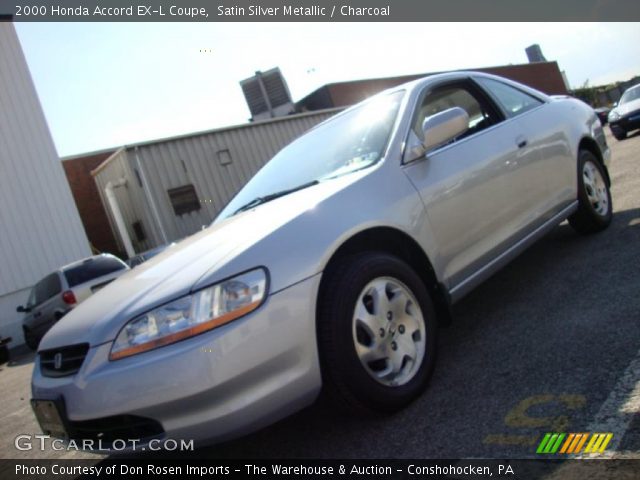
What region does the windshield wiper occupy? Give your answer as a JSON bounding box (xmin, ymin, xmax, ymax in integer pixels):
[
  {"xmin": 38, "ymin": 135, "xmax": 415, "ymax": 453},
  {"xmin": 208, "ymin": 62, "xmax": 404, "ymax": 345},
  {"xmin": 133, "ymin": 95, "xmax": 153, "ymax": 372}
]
[{"xmin": 233, "ymin": 180, "xmax": 320, "ymax": 215}]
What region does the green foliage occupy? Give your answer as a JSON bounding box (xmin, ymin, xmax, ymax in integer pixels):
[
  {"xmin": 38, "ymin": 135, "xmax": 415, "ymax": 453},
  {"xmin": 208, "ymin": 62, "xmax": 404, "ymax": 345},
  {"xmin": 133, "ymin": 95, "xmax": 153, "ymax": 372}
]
[{"xmin": 571, "ymin": 87, "xmax": 597, "ymax": 106}]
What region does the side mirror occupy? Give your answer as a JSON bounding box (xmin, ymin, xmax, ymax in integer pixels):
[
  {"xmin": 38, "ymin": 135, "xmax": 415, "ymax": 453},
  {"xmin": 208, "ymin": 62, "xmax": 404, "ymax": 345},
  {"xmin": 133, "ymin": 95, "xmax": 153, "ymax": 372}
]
[
  {"xmin": 16, "ymin": 305, "xmax": 28, "ymax": 313},
  {"xmin": 422, "ymin": 107, "xmax": 470, "ymax": 152}
]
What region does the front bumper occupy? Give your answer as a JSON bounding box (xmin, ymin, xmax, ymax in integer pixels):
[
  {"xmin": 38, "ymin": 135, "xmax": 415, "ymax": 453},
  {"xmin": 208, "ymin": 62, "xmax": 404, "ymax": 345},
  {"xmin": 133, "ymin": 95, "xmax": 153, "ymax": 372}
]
[
  {"xmin": 609, "ymin": 109, "xmax": 640, "ymax": 134},
  {"xmin": 31, "ymin": 273, "xmax": 323, "ymax": 449}
]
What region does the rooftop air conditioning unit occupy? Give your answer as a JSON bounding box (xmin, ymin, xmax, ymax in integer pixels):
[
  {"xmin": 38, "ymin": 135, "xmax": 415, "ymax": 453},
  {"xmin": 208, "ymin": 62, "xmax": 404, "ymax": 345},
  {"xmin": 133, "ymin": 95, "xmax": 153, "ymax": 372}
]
[{"xmin": 240, "ymin": 67, "xmax": 295, "ymax": 121}]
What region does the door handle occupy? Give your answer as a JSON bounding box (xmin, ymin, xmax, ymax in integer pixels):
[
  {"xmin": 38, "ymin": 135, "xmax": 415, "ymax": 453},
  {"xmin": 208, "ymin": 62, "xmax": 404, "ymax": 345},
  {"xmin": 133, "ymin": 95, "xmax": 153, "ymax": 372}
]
[{"xmin": 516, "ymin": 136, "xmax": 528, "ymax": 149}]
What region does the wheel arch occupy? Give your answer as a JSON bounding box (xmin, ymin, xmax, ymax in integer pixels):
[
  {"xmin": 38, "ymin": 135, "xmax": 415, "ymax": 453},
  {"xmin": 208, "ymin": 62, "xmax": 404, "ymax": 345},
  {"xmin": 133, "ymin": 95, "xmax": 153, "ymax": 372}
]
[
  {"xmin": 578, "ymin": 136, "xmax": 611, "ymax": 186},
  {"xmin": 317, "ymin": 226, "xmax": 452, "ymax": 327}
]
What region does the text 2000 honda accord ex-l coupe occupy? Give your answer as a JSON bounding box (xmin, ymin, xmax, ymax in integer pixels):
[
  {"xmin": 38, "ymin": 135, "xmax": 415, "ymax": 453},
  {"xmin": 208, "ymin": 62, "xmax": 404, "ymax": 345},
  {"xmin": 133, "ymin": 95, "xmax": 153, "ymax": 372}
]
[{"xmin": 32, "ymin": 72, "xmax": 612, "ymax": 448}]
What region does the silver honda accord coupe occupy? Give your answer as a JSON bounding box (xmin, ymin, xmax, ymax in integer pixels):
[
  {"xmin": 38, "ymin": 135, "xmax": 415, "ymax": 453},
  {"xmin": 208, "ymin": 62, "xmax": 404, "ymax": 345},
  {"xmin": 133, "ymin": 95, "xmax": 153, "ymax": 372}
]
[{"xmin": 31, "ymin": 72, "xmax": 612, "ymax": 449}]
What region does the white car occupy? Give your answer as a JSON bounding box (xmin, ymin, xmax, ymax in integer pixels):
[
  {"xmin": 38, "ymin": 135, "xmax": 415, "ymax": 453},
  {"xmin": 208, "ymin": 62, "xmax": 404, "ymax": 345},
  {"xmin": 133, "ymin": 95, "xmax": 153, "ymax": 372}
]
[
  {"xmin": 608, "ymin": 83, "xmax": 640, "ymax": 140},
  {"xmin": 31, "ymin": 72, "xmax": 611, "ymax": 449}
]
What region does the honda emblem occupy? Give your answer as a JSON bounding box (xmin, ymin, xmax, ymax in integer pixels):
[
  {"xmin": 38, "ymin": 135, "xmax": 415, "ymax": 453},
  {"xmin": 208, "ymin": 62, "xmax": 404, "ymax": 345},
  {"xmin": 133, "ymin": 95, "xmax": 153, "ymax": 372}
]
[{"xmin": 54, "ymin": 353, "xmax": 62, "ymax": 370}]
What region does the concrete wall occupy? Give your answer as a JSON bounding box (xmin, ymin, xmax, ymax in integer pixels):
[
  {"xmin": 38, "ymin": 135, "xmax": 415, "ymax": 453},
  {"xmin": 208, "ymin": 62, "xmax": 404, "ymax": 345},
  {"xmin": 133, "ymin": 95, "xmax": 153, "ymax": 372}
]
[{"xmin": 0, "ymin": 24, "xmax": 91, "ymax": 347}]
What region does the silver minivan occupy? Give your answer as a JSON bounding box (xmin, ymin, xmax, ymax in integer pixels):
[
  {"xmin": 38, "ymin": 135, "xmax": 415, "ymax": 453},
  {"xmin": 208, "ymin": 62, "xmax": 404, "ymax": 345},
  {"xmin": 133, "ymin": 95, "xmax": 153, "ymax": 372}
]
[{"xmin": 18, "ymin": 254, "xmax": 128, "ymax": 349}]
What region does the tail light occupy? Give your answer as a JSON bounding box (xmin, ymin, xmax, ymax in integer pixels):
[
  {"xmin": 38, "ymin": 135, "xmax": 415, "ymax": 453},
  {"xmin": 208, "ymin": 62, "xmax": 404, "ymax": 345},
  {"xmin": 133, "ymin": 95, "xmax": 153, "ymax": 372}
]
[{"xmin": 62, "ymin": 290, "xmax": 77, "ymax": 305}]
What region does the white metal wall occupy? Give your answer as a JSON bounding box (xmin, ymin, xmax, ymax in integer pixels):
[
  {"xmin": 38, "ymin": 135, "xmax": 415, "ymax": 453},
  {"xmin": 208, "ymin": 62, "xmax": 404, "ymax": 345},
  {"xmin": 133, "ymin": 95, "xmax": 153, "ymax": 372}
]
[
  {"xmin": 93, "ymin": 148, "xmax": 165, "ymax": 254},
  {"xmin": 94, "ymin": 109, "xmax": 339, "ymax": 252},
  {"xmin": 0, "ymin": 24, "xmax": 91, "ymax": 346}
]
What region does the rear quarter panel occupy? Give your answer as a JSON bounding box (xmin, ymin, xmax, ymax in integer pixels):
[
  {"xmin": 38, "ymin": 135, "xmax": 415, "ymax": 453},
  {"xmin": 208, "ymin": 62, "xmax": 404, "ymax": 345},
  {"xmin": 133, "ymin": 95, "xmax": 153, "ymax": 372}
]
[{"xmin": 544, "ymin": 98, "xmax": 607, "ymax": 203}]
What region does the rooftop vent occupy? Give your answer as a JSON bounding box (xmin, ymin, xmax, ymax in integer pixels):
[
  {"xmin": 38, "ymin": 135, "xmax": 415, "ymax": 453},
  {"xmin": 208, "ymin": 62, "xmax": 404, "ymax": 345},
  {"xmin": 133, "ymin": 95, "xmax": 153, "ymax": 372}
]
[{"xmin": 240, "ymin": 67, "xmax": 294, "ymax": 121}]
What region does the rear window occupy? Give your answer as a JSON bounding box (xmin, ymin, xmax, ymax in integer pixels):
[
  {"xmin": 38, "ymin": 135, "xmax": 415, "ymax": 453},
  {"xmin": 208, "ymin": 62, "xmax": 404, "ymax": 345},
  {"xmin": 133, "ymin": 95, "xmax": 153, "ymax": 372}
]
[
  {"xmin": 475, "ymin": 77, "xmax": 543, "ymax": 118},
  {"xmin": 64, "ymin": 257, "xmax": 126, "ymax": 288}
]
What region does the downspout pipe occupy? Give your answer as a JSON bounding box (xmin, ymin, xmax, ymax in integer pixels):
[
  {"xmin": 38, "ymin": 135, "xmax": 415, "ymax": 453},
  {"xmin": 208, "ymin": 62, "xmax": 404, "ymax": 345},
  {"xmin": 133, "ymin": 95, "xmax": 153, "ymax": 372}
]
[{"xmin": 105, "ymin": 179, "xmax": 135, "ymax": 259}]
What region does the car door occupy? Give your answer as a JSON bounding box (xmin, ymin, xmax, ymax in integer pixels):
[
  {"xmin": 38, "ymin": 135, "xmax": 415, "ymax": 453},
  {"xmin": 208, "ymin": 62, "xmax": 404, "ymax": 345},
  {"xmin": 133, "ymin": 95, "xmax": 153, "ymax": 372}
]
[
  {"xmin": 473, "ymin": 76, "xmax": 570, "ymax": 224},
  {"xmin": 21, "ymin": 285, "xmax": 38, "ymax": 330},
  {"xmin": 402, "ymin": 79, "xmax": 541, "ymax": 293},
  {"xmin": 31, "ymin": 273, "xmax": 63, "ymax": 334}
]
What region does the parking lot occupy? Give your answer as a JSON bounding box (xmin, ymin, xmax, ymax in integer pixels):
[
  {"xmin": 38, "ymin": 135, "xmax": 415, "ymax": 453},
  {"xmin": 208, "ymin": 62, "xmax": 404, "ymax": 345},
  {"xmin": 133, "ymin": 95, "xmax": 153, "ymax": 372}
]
[{"xmin": 1, "ymin": 130, "xmax": 638, "ymax": 461}]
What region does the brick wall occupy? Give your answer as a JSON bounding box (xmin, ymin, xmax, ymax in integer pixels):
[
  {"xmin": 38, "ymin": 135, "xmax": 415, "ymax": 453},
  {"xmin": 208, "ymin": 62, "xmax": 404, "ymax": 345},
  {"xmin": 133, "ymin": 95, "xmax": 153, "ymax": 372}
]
[{"xmin": 62, "ymin": 151, "xmax": 121, "ymax": 256}]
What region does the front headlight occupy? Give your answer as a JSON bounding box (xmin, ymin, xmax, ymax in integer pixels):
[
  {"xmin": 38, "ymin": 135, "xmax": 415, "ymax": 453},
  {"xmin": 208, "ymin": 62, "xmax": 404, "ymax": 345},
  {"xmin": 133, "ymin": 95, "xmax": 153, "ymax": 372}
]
[
  {"xmin": 608, "ymin": 110, "xmax": 620, "ymax": 122},
  {"xmin": 110, "ymin": 268, "xmax": 268, "ymax": 360}
]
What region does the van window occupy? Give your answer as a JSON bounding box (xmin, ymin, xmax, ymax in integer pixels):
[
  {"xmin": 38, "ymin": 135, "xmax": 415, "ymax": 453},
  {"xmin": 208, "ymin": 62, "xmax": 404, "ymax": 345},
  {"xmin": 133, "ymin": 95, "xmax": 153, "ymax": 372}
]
[
  {"xmin": 34, "ymin": 273, "xmax": 62, "ymax": 305},
  {"xmin": 64, "ymin": 257, "xmax": 126, "ymax": 288}
]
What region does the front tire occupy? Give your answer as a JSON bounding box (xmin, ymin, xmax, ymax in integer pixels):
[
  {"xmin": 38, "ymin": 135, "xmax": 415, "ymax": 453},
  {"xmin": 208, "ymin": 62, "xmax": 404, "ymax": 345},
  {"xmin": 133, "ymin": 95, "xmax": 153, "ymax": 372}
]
[
  {"xmin": 568, "ymin": 150, "xmax": 612, "ymax": 234},
  {"xmin": 612, "ymin": 129, "xmax": 627, "ymax": 141},
  {"xmin": 317, "ymin": 252, "xmax": 437, "ymax": 414},
  {"xmin": 23, "ymin": 328, "xmax": 39, "ymax": 351}
]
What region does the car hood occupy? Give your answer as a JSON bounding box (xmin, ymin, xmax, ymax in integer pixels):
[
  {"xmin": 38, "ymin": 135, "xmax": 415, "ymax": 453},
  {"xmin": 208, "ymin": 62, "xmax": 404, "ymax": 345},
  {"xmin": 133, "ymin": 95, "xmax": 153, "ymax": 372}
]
[
  {"xmin": 611, "ymin": 98, "xmax": 640, "ymax": 117},
  {"xmin": 39, "ymin": 174, "xmax": 362, "ymax": 350}
]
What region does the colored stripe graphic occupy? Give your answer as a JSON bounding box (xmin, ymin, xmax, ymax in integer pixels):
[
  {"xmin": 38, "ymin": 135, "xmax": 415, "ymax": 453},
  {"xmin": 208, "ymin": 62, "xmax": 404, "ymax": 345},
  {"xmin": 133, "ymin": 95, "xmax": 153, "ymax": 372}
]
[
  {"xmin": 536, "ymin": 433, "xmax": 613, "ymax": 454},
  {"xmin": 536, "ymin": 433, "xmax": 552, "ymax": 454},
  {"xmin": 598, "ymin": 433, "xmax": 614, "ymax": 453},
  {"xmin": 584, "ymin": 433, "xmax": 614, "ymax": 453},
  {"xmin": 550, "ymin": 433, "xmax": 565, "ymax": 453},
  {"xmin": 537, "ymin": 433, "xmax": 565, "ymax": 453},
  {"xmin": 559, "ymin": 433, "xmax": 575, "ymax": 453},
  {"xmin": 544, "ymin": 433, "xmax": 559, "ymax": 453},
  {"xmin": 567, "ymin": 433, "xmax": 585, "ymax": 453},
  {"xmin": 573, "ymin": 433, "xmax": 589, "ymax": 453}
]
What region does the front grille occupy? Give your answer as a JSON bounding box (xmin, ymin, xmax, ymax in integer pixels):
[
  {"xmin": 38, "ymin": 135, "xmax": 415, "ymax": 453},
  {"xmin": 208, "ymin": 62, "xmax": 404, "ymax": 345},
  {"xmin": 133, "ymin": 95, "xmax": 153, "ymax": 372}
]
[{"xmin": 40, "ymin": 343, "xmax": 89, "ymax": 378}]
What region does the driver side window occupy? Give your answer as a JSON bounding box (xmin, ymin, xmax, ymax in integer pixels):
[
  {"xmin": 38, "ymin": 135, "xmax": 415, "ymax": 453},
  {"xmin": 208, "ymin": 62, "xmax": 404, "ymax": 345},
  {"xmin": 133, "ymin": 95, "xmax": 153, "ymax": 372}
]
[
  {"xmin": 413, "ymin": 83, "xmax": 499, "ymax": 144},
  {"xmin": 25, "ymin": 287, "xmax": 37, "ymax": 309}
]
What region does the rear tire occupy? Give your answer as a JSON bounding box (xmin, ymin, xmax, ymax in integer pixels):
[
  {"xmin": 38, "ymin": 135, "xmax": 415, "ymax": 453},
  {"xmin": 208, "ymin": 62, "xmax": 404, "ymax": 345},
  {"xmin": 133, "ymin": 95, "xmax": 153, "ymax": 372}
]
[
  {"xmin": 0, "ymin": 345, "xmax": 9, "ymax": 365},
  {"xmin": 317, "ymin": 252, "xmax": 437, "ymax": 414},
  {"xmin": 612, "ymin": 129, "xmax": 627, "ymax": 141},
  {"xmin": 568, "ymin": 150, "xmax": 612, "ymax": 234}
]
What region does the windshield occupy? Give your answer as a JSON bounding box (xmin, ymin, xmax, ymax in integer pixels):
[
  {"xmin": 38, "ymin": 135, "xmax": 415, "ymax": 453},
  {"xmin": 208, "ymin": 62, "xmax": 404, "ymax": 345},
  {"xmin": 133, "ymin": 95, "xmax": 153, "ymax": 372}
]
[
  {"xmin": 619, "ymin": 86, "xmax": 640, "ymax": 105},
  {"xmin": 216, "ymin": 90, "xmax": 404, "ymax": 220}
]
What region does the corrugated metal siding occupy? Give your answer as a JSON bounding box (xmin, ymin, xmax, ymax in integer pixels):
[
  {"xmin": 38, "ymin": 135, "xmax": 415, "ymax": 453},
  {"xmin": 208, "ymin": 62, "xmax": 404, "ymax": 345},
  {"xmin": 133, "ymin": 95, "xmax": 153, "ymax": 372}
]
[
  {"xmin": 0, "ymin": 24, "xmax": 91, "ymax": 297},
  {"xmin": 95, "ymin": 110, "xmax": 337, "ymax": 250},
  {"xmin": 139, "ymin": 111, "xmax": 337, "ymax": 244},
  {"xmin": 93, "ymin": 149, "xmax": 163, "ymax": 254}
]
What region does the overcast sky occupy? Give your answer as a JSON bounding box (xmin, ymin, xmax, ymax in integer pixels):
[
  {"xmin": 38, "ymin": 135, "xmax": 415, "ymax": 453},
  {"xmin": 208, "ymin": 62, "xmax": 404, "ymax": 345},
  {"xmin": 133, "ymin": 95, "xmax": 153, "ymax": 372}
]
[{"xmin": 14, "ymin": 22, "xmax": 640, "ymax": 157}]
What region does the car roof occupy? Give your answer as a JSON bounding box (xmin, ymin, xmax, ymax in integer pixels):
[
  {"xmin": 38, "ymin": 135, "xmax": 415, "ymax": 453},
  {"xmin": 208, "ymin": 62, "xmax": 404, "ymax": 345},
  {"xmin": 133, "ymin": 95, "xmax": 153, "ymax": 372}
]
[
  {"xmin": 310, "ymin": 71, "xmax": 551, "ymax": 133},
  {"xmin": 57, "ymin": 253, "xmax": 123, "ymax": 273},
  {"xmin": 306, "ymin": 72, "xmax": 477, "ymax": 132}
]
